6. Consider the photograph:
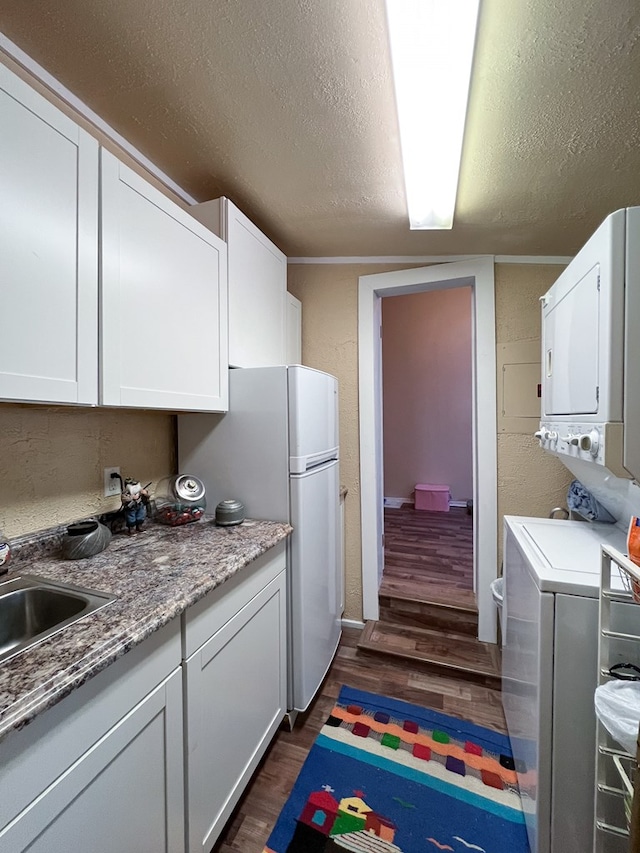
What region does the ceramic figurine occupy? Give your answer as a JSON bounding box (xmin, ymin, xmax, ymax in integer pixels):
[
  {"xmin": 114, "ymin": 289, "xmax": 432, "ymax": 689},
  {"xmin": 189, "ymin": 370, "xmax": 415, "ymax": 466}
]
[{"xmin": 121, "ymin": 478, "xmax": 149, "ymax": 534}]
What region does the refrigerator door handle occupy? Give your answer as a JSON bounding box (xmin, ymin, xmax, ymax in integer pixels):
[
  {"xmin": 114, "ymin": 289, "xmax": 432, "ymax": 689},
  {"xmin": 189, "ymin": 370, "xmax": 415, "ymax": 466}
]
[{"xmin": 290, "ymin": 447, "xmax": 339, "ymax": 474}]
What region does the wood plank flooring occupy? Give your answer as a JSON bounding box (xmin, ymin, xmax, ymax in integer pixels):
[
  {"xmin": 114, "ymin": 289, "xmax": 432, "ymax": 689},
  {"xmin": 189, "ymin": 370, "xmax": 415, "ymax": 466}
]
[
  {"xmin": 212, "ymin": 627, "xmax": 507, "ymax": 853},
  {"xmin": 212, "ymin": 506, "xmax": 504, "ymax": 851},
  {"xmin": 378, "ymin": 593, "xmax": 478, "ymax": 636},
  {"xmin": 379, "ymin": 506, "xmax": 477, "ymax": 637},
  {"xmin": 358, "ymin": 620, "xmax": 501, "ymax": 687},
  {"xmin": 380, "ymin": 504, "xmax": 475, "ymax": 605},
  {"xmin": 358, "ymin": 505, "xmax": 501, "ymax": 680}
]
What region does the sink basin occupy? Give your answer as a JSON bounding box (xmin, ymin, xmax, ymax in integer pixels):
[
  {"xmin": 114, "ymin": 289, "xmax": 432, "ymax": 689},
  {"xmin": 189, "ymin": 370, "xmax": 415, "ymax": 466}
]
[{"xmin": 0, "ymin": 574, "xmax": 116, "ymax": 665}]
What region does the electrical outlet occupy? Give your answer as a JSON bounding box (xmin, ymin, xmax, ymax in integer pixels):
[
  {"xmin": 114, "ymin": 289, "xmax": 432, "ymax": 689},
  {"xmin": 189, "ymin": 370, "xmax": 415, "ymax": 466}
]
[{"xmin": 103, "ymin": 467, "xmax": 121, "ymax": 497}]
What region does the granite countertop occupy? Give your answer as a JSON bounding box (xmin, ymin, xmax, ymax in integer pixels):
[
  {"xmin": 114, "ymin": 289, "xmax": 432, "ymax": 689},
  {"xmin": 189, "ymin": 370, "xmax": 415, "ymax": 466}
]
[{"xmin": 0, "ymin": 517, "xmax": 291, "ymax": 742}]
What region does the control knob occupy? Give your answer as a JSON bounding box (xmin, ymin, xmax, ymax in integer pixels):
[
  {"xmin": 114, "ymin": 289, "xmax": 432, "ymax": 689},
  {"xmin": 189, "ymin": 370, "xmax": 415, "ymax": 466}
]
[
  {"xmin": 579, "ymin": 429, "xmax": 600, "ymax": 456},
  {"xmin": 535, "ymin": 428, "xmax": 559, "ymax": 445},
  {"xmin": 560, "ymin": 433, "xmax": 579, "ymax": 446}
]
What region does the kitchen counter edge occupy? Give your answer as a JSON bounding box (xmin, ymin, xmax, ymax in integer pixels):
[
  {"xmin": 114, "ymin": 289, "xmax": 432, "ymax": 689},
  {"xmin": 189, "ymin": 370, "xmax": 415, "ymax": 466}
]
[{"xmin": 0, "ymin": 518, "xmax": 292, "ymax": 742}]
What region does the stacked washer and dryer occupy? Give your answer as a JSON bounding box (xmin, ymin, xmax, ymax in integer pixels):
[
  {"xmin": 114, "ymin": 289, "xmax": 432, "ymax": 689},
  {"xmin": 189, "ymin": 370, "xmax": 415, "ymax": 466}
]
[{"xmin": 502, "ymin": 208, "xmax": 640, "ymax": 853}]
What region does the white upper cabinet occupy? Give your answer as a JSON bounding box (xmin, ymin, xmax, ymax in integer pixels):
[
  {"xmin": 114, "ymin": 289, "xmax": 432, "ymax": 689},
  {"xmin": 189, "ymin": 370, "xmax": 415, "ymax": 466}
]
[
  {"xmin": 100, "ymin": 151, "xmax": 228, "ymax": 411},
  {"xmin": 286, "ymin": 292, "xmax": 302, "ymax": 364},
  {"xmin": 191, "ymin": 198, "xmax": 287, "ymax": 368},
  {"xmin": 0, "ymin": 65, "xmax": 99, "ymax": 405},
  {"xmin": 0, "ymin": 64, "xmax": 229, "ymax": 413}
]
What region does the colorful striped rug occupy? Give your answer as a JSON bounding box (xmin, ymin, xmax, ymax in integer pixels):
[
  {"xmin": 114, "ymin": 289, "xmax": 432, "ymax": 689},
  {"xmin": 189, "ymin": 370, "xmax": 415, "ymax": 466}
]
[{"xmin": 263, "ymin": 686, "xmax": 531, "ymax": 853}]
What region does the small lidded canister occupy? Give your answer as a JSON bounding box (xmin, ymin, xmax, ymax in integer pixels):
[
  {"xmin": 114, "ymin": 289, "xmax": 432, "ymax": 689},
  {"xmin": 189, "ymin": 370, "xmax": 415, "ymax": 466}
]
[{"xmin": 215, "ymin": 499, "xmax": 246, "ymax": 526}]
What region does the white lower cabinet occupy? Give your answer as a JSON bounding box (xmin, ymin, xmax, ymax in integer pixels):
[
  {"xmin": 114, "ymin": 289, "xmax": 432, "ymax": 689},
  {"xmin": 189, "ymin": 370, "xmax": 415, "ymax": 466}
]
[
  {"xmin": 0, "ymin": 543, "xmax": 287, "ymax": 853},
  {"xmin": 0, "ymin": 620, "xmax": 184, "ymax": 853},
  {"xmin": 183, "ymin": 544, "xmax": 287, "ymax": 853},
  {"xmin": 2, "ymin": 670, "xmax": 183, "ymax": 853}
]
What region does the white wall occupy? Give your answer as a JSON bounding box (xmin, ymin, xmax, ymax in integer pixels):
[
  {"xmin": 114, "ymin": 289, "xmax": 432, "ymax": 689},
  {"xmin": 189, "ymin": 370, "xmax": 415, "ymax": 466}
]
[{"xmin": 381, "ymin": 287, "xmax": 473, "ymax": 502}]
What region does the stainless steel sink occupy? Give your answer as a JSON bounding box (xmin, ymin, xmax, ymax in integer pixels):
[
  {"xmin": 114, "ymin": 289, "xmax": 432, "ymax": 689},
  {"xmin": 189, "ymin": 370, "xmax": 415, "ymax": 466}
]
[{"xmin": 0, "ymin": 574, "xmax": 116, "ymax": 665}]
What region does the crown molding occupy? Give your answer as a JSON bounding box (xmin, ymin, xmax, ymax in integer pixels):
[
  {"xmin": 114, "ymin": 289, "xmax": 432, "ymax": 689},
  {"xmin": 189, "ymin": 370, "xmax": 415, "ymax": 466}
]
[{"xmin": 288, "ymin": 254, "xmax": 572, "ymax": 265}]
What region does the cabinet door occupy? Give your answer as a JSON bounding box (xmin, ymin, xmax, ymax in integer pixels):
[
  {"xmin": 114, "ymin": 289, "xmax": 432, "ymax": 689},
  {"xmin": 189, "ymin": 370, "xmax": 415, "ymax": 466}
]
[
  {"xmin": 184, "ymin": 570, "xmax": 286, "ymax": 853},
  {"xmin": 190, "ymin": 198, "xmax": 287, "ymax": 368},
  {"xmin": 100, "ymin": 150, "xmax": 228, "ymax": 410},
  {"xmin": 225, "ymin": 201, "xmax": 286, "ymax": 367},
  {"xmin": 286, "ymin": 292, "xmax": 302, "ymax": 364},
  {"xmin": 0, "ymin": 65, "xmax": 98, "ymax": 405},
  {"xmin": 0, "ymin": 668, "xmax": 184, "ymax": 853}
]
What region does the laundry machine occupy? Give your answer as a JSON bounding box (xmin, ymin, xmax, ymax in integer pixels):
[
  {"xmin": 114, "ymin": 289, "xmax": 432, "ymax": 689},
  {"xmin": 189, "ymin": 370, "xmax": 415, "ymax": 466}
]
[{"xmin": 501, "ymin": 515, "xmax": 637, "ymax": 853}]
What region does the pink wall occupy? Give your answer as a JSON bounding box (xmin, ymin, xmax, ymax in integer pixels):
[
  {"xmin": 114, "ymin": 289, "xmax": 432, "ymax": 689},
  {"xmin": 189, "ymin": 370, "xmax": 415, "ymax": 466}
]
[{"xmin": 382, "ymin": 287, "xmax": 473, "ymax": 502}]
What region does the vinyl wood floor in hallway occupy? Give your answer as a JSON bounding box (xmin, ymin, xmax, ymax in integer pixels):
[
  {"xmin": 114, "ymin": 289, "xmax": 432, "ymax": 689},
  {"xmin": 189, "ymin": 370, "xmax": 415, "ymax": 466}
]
[
  {"xmin": 359, "ymin": 503, "xmax": 502, "ymax": 685},
  {"xmin": 212, "ymin": 627, "xmax": 506, "ymax": 853},
  {"xmin": 380, "ymin": 504, "xmax": 475, "ymax": 609}
]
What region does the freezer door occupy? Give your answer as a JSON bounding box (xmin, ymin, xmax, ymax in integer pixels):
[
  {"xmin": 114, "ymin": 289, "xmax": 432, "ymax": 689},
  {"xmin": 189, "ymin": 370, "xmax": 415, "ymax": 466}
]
[
  {"xmin": 288, "ymin": 366, "xmax": 338, "ymax": 473},
  {"xmin": 289, "ymin": 459, "xmax": 341, "ymax": 711}
]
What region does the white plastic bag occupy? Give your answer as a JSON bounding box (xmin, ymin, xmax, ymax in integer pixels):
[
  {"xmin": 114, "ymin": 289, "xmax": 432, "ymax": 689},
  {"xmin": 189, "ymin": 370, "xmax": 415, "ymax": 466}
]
[
  {"xmin": 594, "ymin": 680, "xmax": 640, "ymax": 754},
  {"xmin": 490, "ymin": 576, "xmax": 504, "ymax": 607}
]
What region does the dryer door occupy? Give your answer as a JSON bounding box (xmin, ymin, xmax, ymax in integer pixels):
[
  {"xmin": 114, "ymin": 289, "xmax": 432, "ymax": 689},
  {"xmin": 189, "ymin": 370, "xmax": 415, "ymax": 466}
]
[
  {"xmin": 540, "ymin": 207, "xmax": 625, "ymax": 424},
  {"xmin": 542, "ymin": 263, "xmax": 600, "ymax": 417}
]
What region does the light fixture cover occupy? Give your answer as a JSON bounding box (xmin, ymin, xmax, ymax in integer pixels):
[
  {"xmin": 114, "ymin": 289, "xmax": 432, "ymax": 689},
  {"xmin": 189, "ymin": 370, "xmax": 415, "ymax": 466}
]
[{"xmin": 385, "ymin": 0, "xmax": 481, "ymax": 229}]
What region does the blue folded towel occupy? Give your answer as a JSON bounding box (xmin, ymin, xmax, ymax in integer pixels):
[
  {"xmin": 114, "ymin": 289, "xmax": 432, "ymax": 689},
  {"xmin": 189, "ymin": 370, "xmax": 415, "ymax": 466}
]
[{"xmin": 567, "ymin": 479, "xmax": 616, "ymax": 523}]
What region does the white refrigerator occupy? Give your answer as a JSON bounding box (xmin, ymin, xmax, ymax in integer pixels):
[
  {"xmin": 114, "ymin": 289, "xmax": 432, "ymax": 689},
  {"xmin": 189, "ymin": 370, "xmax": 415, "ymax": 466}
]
[{"xmin": 178, "ymin": 365, "xmax": 342, "ymax": 713}]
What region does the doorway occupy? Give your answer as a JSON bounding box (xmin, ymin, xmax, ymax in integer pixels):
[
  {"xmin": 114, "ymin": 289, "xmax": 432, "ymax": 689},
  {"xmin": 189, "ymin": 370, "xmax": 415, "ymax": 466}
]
[
  {"xmin": 358, "ymin": 257, "xmax": 498, "ymax": 643},
  {"xmin": 381, "ymin": 285, "xmax": 474, "ymax": 609}
]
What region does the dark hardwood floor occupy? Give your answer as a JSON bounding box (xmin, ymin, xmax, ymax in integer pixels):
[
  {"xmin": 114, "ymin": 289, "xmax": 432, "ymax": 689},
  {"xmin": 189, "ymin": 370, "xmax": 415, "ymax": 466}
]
[
  {"xmin": 357, "ymin": 504, "xmax": 502, "ymax": 684},
  {"xmin": 380, "ymin": 504, "xmax": 475, "ymax": 605},
  {"xmin": 213, "ymin": 505, "xmax": 505, "ymax": 852},
  {"xmin": 212, "ymin": 627, "xmax": 506, "ymax": 853}
]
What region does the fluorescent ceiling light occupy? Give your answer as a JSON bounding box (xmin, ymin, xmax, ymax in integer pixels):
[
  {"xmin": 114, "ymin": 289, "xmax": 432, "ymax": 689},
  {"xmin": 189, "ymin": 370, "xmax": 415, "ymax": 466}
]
[{"xmin": 385, "ymin": 0, "xmax": 480, "ymax": 229}]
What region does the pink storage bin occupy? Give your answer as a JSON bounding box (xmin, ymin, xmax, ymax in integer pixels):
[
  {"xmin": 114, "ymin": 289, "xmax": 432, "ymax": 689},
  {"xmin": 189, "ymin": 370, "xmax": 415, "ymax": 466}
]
[{"xmin": 414, "ymin": 483, "xmax": 450, "ymax": 512}]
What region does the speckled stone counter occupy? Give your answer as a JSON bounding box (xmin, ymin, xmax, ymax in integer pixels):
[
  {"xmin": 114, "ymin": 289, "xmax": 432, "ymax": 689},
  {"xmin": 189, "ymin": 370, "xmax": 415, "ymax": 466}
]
[{"xmin": 0, "ymin": 517, "xmax": 291, "ymax": 742}]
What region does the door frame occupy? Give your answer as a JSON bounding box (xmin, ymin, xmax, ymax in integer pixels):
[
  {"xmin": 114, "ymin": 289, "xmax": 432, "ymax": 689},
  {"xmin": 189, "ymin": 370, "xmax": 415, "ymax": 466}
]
[{"xmin": 358, "ymin": 257, "xmax": 498, "ymax": 643}]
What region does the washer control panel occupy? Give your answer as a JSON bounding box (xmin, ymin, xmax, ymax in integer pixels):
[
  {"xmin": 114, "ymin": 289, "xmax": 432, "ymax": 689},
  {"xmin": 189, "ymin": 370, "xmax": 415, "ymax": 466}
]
[{"xmin": 535, "ymin": 422, "xmax": 605, "ymax": 465}]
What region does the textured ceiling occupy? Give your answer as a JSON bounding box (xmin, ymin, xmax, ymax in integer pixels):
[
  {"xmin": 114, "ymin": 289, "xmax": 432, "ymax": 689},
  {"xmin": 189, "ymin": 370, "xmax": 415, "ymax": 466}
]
[{"xmin": 1, "ymin": 0, "xmax": 640, "ymax": 257}]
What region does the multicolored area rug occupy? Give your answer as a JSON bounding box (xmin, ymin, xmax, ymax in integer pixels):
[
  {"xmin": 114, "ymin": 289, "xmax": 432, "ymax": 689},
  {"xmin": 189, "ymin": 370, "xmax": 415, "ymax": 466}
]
[{"xmin": 263, "ymin": 686, "xmax": 531, "ymax": 853}]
